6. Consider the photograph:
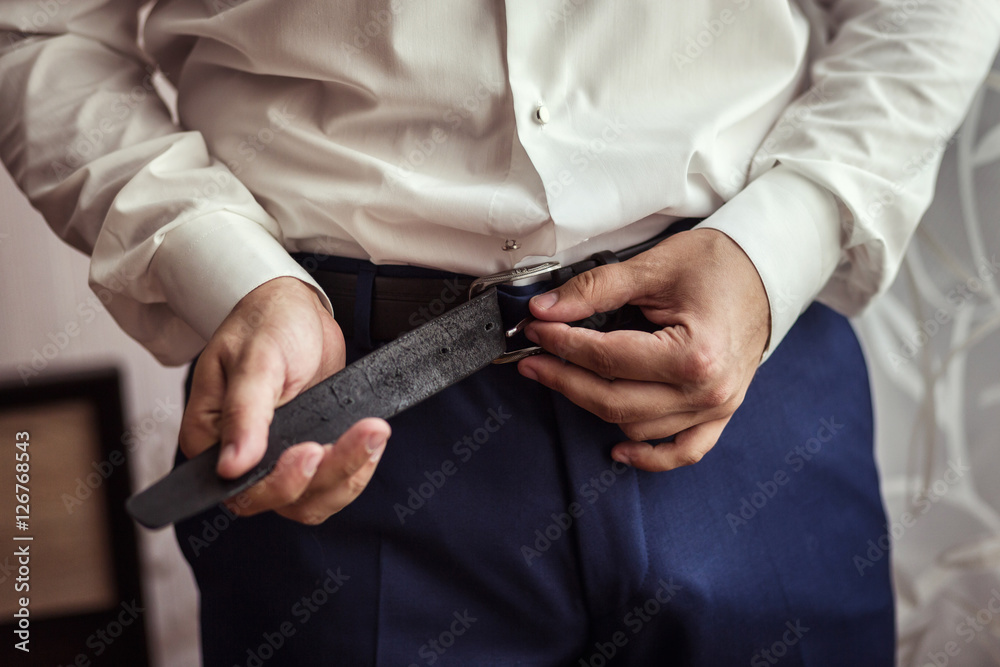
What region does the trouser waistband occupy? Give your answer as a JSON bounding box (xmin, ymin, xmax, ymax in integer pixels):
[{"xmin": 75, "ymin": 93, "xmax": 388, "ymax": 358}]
[{"xmin": 290, "ymin": 218, "xmax": 699, "ymax": 348}]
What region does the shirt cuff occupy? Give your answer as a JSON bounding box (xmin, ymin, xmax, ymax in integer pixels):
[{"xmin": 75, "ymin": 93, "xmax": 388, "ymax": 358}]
[
  {"xmin": 697, "ymin": 164, "xmax": 842, "ymax": 363},
  {"xmin": 151, "ymin": 211, "xmax": 334, "ymax": 342}
]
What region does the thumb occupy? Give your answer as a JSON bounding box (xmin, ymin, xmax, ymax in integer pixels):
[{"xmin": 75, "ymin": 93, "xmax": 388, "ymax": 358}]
[{"xmin": 529, "ymin": 262, "xmax": 637, "ymax": 322}]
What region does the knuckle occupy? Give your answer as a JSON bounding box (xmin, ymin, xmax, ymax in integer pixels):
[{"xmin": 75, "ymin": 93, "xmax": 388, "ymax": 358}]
[
  {"xmin": 214, "ymin": 327, "xmax": 252, "ymax": 355},
  {"xmin": 588, "ymin": 341, "xmax": 617, "ymax": 379},
  {"xmin": 236, "ymin": 337, "xmax": 284, "ymax": 373},
  {"xmin": 681, "ymin": 346, "xmax": 717, "ymax": 385},
  {"xmin": 572, "ymin": 268, "xmax": 600, "ymax": 298},
  {"xmin": 596, "ymin": 395, "xmax": 631, "ymax": 424},
  {"xmin": 715, "ymin": 374, "xmax": 745, "ymax": 408},
  {"xmin": 696, "ymin": 382, "xmax": 732, "ymax": 410}
]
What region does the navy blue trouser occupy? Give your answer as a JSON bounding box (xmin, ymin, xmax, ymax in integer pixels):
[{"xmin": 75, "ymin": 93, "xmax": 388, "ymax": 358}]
[{"xmin": 176, "ymin": 261, "xmax": 895, "ymax": 666}]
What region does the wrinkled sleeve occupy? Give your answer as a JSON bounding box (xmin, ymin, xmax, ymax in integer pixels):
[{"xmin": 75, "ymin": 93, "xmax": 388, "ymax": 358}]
[
  {"xmin": 699, "ymin": 0, "xmax": 1000, "ymax": 361},
  {"xmin": 0, "ymin": 1, "xmax": 331, "ymax": 366}
]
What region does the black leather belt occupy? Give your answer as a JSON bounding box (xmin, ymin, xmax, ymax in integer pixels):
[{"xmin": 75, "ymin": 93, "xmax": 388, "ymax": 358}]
[
  {"xmin": 306, "ymin": 217, "xmax": 698, "ymax": 347},
  {"xmin": 314, "ymin": 272, "xmax": 474, "ymax": 344},
  {"xmin": 126, "ymin": 219, "xmax": 698, "ymax": 528}
]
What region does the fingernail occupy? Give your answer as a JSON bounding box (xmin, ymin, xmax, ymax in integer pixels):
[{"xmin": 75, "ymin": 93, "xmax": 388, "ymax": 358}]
[
  {"xmin": 519, "ymin": 363, "xmax": 538, "ymax": 382},
  {"xmin": 612, "ymin": 450, "xmax": 633, "ymax": 467},
  {"xmin": 219, "ymin": 443, "xmax": 239, "ymax": 469},
  {"xmin": 524, "ymin": 326, "xmax": 539, "ymax": 344},
  {"xmin": 301, "ymin": 449, "xmax": 322, "ymax": 477},
  {"xmin": 531, "ymin": 292, "xmax": 558, "ymax": 310},
  {"xmin": 367, "ymin": 434, "xmax": 387, "ymax": 463}
]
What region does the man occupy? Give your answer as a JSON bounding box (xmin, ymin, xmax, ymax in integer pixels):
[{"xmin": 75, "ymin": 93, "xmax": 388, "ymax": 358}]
[{"xmin": 2, "ymin": 1, "xmax": 998, "ymax": 664}]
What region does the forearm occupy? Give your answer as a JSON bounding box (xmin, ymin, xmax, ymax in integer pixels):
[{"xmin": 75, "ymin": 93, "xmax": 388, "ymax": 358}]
[
  {"xmin": 0, "ymin": 1, "xmax": 330, "ymax": 365},
  {"xmin": 701, "ymin": 0, "xmax": 1000, "ymax": 360}
]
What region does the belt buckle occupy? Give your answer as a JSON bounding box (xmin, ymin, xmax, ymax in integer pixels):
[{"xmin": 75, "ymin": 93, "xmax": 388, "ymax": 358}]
[{"xmin": 469, "ymin": 262, "xmax": 561, "ymax": 364}]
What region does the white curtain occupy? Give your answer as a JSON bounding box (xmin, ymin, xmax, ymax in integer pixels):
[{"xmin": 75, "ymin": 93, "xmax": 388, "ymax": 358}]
[{"xmin": 855, "ymin": 56, "xmax": 1000, "ymax": 666}]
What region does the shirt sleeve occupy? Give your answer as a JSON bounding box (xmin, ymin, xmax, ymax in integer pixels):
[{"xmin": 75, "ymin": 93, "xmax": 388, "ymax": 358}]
[
  {"xmin": 0, "ymin": 0, "xmax": 332, "ymax": 366},
  {"xmin": 698, "ymin": 0, "xmax": 1000, "ymax": 362}
]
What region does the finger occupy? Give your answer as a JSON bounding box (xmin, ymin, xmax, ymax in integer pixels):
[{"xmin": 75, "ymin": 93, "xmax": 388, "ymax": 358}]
[
  {"xmin": 217, "ymin": 342, "xmax": 287, "ymax": 478},
  {"xmin": 277, "ymin": 417, "xmax": 391, "ymax": 524},
  {"xmin": 518, "ymin": 354, "xmax": 691, "ymax": 423},
  {"xmin": 524, "ymin": 322, "xmax": 697, "ymax": 384},
  {"xmin": 617, "ymin": 408, "xmax": 727, "ymax": 443},
  {"xmin": 226, "ymin": 442, "xmax": 326, "ymax": 518},
  {"xmin": 612, "ymin": 417, "xmax": 730, "ymax": 472},
  {"xmin": 529, "ymin": 262, "xmax": 638, "ymax": 323},
  {"xmin": 179, "ymin": 354, "xmax": 226, "ymax": 459}
]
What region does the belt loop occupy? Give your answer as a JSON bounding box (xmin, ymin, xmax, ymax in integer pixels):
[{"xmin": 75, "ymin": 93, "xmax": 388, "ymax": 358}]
[
  {"xmin": 354, "ymin": 263, "xmax": 377, "ymax": 350},
  {"xmin": 590, "ymin": 250, "xmax": 620, "ymax": 267}
]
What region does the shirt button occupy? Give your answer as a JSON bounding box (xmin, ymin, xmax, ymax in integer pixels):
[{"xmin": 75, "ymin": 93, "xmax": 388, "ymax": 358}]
[{"xmin": 534, "ymin": 105, "xmax": 550, "ymax": 125}]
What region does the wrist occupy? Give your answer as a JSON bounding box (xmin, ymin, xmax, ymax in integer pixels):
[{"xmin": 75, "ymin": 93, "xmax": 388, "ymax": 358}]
[{"xmin": 696, "ymin": 228, "xmax": 771, "ymax": 357}]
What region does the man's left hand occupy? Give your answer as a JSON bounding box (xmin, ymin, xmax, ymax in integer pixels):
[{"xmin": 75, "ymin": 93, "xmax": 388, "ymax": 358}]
[{"xmin": 518, "ymin": 228, "xmax": 770, "ymax": 472}]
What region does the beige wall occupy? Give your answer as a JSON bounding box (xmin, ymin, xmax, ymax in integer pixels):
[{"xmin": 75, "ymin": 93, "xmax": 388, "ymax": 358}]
[{"xmin": 0, "ymin": 162, "xmax": 199, "ymax": 667}]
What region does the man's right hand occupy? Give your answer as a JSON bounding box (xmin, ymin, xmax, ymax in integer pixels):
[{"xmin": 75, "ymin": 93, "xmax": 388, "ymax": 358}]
[{"xmin": 178, "ymin": 276, "xmax": 391, "ymax": 525}]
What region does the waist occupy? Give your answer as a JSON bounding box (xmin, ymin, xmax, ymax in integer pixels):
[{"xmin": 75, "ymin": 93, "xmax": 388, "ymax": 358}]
[
  {"xmin": 288, "ymin": 211, "xmax": 690, "ymax": 276},
  {"xmin": 291, "ymin": 218, "xmax": 699, "ymax": 347}
]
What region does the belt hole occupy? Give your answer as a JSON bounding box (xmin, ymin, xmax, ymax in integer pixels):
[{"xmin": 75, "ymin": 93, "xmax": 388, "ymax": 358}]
[
  {"xmin": 440, "ymin": 346, "xmax": 451, "ymax": 354},
  {"xmin": 484, "ymin": 323, "xmax": 495, "ymax": 332},
  {"xmin": 340, "ymin": 397, "xmax": 354, "ymax": 406}
]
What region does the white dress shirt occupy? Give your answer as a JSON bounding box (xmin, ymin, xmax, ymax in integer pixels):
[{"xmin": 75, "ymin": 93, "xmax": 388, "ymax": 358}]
[{"xmin": 1, "ymin": 1, "xmax": 998, "ymax": 365}]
